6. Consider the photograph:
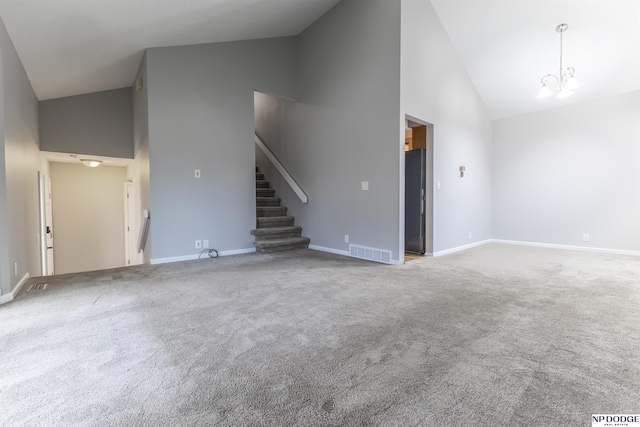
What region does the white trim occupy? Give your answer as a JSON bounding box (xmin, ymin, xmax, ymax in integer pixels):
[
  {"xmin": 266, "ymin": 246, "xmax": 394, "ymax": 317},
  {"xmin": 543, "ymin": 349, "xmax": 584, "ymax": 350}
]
[
  {"xmin": 151, "ymin": 248, "xmax": 256, "ymax": 265},
  {"xmin": 0, "ymin": 273, "xmax": 30, "ymax": 305},
  {"xmin": 218, "ymin": 248, "xmax": 257, "ymax": 257},
  {"xmin": 490, "ymin": 239, "xmax": 640, "ymax": 256},
  {"xmin": 433, "ymin": 240, "xmax": 492, "ymax": 257},
  {"xmin": 309, "ymin": 244, "xmax": 350, "ymax": 257},
  {"xmin": 255, "ymin": 134, "xmax": 308, "ymax": 204},
  {"xmin": 151, "ymin": 254, "xmax": 199, "ymax": 264},
  {"xmin": 310, "ymin": 245, "xmax": 401, "ymax": 265}
]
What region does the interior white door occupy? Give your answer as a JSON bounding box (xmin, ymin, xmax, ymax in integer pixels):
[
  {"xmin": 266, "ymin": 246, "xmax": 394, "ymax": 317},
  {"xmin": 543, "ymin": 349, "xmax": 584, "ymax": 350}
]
[
  {"xmin": 44, "ymin": 174, "xmax": 54, "ymax": 275},
  {"xmin": 124, "ymin": 182, "xmax": 137, "ymax": 266}
]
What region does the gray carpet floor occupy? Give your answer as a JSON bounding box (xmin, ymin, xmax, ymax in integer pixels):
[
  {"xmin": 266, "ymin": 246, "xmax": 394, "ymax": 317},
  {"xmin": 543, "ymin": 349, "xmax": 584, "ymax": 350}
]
[{"xmin": 1, "ymin": 243, "xmax": 638, "ymax": 426}]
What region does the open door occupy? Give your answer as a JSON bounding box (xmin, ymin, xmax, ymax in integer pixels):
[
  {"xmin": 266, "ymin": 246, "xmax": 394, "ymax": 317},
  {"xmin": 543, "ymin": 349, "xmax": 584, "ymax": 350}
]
[
  {"xmin": 124, "ymin": 182, "xmax": 138, "ymax": 266},
  {"xmin": 39, "ymin": 172, "xmax": 55, "ymax": 276}
]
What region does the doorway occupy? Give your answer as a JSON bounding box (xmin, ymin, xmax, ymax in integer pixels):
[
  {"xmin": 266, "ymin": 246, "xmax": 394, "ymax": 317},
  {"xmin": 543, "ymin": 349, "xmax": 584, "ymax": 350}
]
[
  {"xmin": 403, "ymin": 116, "xmax": 434, "ymax": 260},
  {"xmin": 38, "ymin": 172, "xmax": 55, "ymax": 276}
]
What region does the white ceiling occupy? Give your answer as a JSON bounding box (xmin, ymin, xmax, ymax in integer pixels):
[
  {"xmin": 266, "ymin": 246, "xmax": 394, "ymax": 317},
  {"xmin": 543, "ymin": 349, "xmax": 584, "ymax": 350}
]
[
  {"xmin": 431, "ymin": 0, "xmax": 640, "ymax": 119},
  {"xmin": 0, "ymin": 0, "xmax": 638, "ymax": 119},
  {"xmin": 0, "ymin": 0, "xmax": 341, "ymax": 101}
]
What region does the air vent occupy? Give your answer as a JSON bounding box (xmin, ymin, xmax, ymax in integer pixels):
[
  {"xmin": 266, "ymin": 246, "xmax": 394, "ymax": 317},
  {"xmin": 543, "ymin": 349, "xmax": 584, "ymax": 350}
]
[
  {"xmin": 349, "ymin": 244, "xmax": 392, "ymax": 264},
  {"xmin": 28, "ymin": 283, "xmax": 48, "ymax": 292}
]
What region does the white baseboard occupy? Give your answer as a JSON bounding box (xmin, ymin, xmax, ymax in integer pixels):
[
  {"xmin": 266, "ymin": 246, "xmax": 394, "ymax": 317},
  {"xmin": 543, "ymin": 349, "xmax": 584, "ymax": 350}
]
[
  {"xmin": 309, "ymin": 244, "xmax": 400, "ymax": 265},
  {"xmin": 490, "ymin": 239, "xmax": 640, "ymax": 256},
  {"xmin": 218, "ymin": 248, "xmax": 257, "ymax": 257},
  {"xmin": 433, "ymin": 239, "xmax": 492, "ymax": 257},
  {"xmin": 151, "ymin": 248, "xmax": 256, "ymax": 265},
  {"xmin": 0, "ymin": 273, "xmax": 30, "ymax": 305},
  {"xmin": 308, "ymin": 244, "xmax": 350, "ymax": 257}
]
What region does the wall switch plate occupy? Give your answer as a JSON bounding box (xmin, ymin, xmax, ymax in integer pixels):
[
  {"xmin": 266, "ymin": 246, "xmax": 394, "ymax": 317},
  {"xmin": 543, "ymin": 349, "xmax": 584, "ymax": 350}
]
[
  {"xmin": 195, "ymin": 169, "xmax": 201, "ymax": 178},
  {"xmin": 468, "ymin": 232, "xmax": 472, "ymax": 240},
  {"xmin": 195, "ymin": 240, "xmax": 202, "ymax": 249},
  {"xmin": 203, "ymin": 240, "xmax": 209, "ymax": 248},
  {"xmin": 436, "ymin": 181, "xmax": 441, "ymax": 190},
  {"xmin": 14, "ymin": 262, "xmax": 18, "ymax": 276},
  {"xmin": 583, "ymin": 234, "xmax": 590, "ymax": 242},
  {"xmin": 344, "ymin": 234, "xmax": 349, "ymax": 243},
  {"xmin": 361, "ymin": 181, "xmax": 369, "ymax": 191}
]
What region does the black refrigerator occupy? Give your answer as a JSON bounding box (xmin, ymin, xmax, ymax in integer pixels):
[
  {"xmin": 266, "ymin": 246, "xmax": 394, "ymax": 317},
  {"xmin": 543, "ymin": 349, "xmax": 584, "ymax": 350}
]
[{"xmin": 405, "ymin": 149, "xmax": 426, "ymax": 254}]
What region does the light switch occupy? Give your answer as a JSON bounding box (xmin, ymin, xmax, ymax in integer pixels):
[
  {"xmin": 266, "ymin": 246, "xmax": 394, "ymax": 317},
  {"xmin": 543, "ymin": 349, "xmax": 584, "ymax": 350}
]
[
  {"xmin": 195, "ymin": 169, "xmax": 201, "ymax": 178},
  {"xmin": 361, "ymin": 181, "xmax": 369, "ymax": 191},
  {"xmin": 436, "ymin": 181, "xmax": 441, "ymax": 190}
]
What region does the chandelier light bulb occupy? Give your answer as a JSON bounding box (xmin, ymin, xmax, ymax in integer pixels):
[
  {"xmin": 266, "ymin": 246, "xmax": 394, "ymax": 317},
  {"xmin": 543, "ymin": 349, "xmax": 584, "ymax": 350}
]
[
  {"xmin": 565, "ymin": 76, "xmax": 581, "ymax": 90},
  {"xmin": 536, "ymin": 83, "xmax": 553, "ymax": 98}
]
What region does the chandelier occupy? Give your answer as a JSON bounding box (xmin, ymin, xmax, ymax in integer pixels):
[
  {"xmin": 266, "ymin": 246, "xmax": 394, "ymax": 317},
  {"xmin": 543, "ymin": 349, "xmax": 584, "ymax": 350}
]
[{"xmin": 537, "ymin": 23, "xmax": 580, "ymax": 98}]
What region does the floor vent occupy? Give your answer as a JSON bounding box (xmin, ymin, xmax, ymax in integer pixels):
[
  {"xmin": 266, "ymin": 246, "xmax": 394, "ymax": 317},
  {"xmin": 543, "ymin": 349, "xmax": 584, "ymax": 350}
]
[
  {"xmin": 28, "ymin": 283, "xmax": 48, "ymax": 292},
  {"xmin": 349, "ymin": 244, "xmax": 392, "ymax": 264}
]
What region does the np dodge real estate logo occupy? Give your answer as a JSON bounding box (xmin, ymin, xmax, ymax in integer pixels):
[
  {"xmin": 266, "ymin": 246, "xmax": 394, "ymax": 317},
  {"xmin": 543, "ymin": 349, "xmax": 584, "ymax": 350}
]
[{"xmin": 592, "ymin": 414, "xmax": 640, "ymax": 427}]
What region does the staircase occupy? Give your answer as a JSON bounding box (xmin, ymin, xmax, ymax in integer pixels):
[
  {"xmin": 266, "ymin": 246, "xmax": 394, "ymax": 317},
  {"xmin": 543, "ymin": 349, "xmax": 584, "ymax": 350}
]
[{"xmin": 251, "ymin": 168, "xmax": 310, "ymax": 253}]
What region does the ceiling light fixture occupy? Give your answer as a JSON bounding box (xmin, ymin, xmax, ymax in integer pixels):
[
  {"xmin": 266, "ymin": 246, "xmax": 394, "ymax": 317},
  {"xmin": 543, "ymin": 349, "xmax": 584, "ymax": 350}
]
[
  {"xmin": 537, "ymin": 23, "xmax": 580, "ymax": 99},
  {"xmin": 81, "ymin": 159, "xmax": 102, "ymax": 168}
]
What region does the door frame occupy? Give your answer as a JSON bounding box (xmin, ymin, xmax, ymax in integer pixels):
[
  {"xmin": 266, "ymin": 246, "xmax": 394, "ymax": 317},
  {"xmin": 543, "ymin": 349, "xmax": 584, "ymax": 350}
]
[
  {"xmin": 38, "ymin": 171, "xmax": 54, "ymax": 276},
  {"xmin": 401, "ymin": 115, "xmax": 434, "ymax": 261}
]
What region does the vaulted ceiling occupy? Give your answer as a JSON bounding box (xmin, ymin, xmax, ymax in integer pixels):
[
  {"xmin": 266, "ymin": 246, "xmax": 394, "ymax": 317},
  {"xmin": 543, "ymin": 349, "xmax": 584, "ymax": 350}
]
[
  {"xmin": 431, "ymin": 0, "xmax": 640, "ymax": 119},
  {"xmin": 0, "ymin": 0, "xmax": 638, "ymax": 119},
  {"xmin": 0, "ymin": 0, "xmax": 342, "ymax": 100}
]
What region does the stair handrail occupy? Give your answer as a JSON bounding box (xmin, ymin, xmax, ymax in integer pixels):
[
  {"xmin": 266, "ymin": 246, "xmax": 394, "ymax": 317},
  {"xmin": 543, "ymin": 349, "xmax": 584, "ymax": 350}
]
[{"xmin": 255, "ymin": 134, "xmax": 308, "ymax": 204}]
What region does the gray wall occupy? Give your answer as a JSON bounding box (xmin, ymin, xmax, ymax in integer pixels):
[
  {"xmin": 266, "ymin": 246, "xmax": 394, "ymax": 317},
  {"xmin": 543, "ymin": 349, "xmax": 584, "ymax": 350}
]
[
  {"xmin": 401, "ymin": 0, "xmax": 493, "ymax": 254},
  {"xmin": 256, "ymin": 0, "xmax": 402, "ymax": 261},
  {"xmin": 131, "ymin": 53, "xmax": 151, "ymax": 263},
  {"xmin": 40, "ymin": 88, "xmax": 133, "ymax": 158},
  {"xmin": 0, "ymin": 33, "xmax": 7, "ymax": 296},
  {"xmin": 50, "ymin": 163, "xmax": 127, "ymax": 274},
  {"xmin": 146, "ymin": 37, "xmax": 297, "ymax": 260},
  {"xmin": 0, "ymin": 18, "xmax": 46, "ymax": 298},
  {"xmin": 493, "ymin": 91, "xmax": 640, "ymax": 252}
]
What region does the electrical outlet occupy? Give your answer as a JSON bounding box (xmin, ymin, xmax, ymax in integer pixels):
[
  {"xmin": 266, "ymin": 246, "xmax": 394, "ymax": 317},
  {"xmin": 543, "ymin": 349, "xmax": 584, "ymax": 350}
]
[
  {"xmin": 583, "ymin": 234, "xmax": 590, "ymax": 242},
  {"xmin": 195, "ymin": 240, "xmax": 202, "ymax": 249},
  {"xmin": 194, "ymin": 169, "xmax": 201, "ymax": 178},
  {"xmin": 436, "ymin": 181, "xmax": 441, "ymax": 190},
  {"xmin": 14, "ymin": 262, "xmax": 18, "ymax": 276},
  {"xmin": 361, "ymin": 181, "xmax": 369, "ymax": 191},
  {"xmin": 344, "ymin": 234, "xmax": 349, "ymax": 243},
  {"xmin": 203, "ymin": 240, "xmax": 209, "ymax": 248},
  {"xmin": 468, "ymin": 232, "xmax": 472, "ymax": 240}
]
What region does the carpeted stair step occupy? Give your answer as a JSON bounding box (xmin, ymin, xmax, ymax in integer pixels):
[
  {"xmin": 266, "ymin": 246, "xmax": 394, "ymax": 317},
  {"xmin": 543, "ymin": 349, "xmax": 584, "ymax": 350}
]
[
  {"xmin": 256, "ymin": 197, "xmax": 281, "ymax": 207},
  {"xmin": 256, "ymin": 188, "xmax": 275, "ymax": 197},
  {"xmin": 254, "ymin": 237, "xmax": 310, "ymax": 253},
  {"xmin": 257, "ymin": 216, "xmax": 295, "ymax": 228},
  {"xmin": 257, "ymin": 206, "xmax": 287, "ymax": 217},
  {"xmin": 251, "ymin": 226, "xmax": 302, "ymax": 241},
  {"xmin": 252, "ymin": 166, "xmax": 309, "ymax": 252}
]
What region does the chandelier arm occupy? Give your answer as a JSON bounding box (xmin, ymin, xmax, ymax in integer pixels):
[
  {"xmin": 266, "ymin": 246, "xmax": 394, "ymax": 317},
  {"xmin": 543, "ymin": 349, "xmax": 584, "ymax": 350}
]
[{"xmin": 540, "ymin": 73, "xmax": 559, "ymax": 87}]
